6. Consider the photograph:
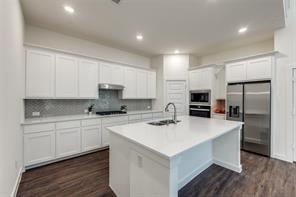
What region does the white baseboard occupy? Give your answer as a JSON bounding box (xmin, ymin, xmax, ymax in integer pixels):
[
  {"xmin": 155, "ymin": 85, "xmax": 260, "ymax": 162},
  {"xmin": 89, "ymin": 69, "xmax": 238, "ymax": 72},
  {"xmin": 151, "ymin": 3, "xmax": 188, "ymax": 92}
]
[
  {"xmin": 178, "ymin": 159, "xmax": 213, "ymax": 189},
  {"xmin": 213, "ymin": 159, "xmax": 242, "ymax": 173},
  {"xmin": 11, "ymin": 167, "xmax": 23, "ymax": 197}
]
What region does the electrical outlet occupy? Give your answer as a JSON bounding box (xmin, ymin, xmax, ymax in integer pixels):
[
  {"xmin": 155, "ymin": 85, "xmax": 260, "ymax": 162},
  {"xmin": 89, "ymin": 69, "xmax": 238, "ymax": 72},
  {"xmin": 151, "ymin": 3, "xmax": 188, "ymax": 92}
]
[
  {"xmin": 32, "ymin": 112, "xmax": 40, "ymax": 117},
  {"xmin": 147, "ymin": 105, "xmax": 151, "ymax": 109},
  {"xmin": 84, "ymin": 109, "xmax": 88, "ymax": 113}
]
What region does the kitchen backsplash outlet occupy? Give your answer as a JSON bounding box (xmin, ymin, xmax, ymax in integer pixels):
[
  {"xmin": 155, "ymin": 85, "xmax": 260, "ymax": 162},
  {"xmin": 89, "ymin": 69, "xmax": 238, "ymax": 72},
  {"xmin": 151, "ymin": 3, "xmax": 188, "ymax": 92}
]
[{"xmin": 25, "ymin": 90, "xmax": 152, "ymax": 118}]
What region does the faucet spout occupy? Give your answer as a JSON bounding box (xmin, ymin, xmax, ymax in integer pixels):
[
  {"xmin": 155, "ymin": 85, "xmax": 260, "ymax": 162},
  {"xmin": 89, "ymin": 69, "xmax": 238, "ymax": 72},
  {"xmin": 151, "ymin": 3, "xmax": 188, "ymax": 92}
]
[{"xmin": 165, "ymin": 102, "xmax": 177, "ymax": 123}]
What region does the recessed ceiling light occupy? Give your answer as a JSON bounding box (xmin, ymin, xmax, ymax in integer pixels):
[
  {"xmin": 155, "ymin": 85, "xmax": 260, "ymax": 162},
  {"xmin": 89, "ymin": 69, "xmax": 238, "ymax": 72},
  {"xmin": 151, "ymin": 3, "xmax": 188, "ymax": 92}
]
[
  {"xmin": 174, "ymin": 50, "xmax": 180, "ymax": 54},
  {"xmin": 238, "ymin": 27, "xmax": 248, "ymax": 34},
  {"xmin": 64, "ymin": 5, "xmax": 75, "ymax": 14},
  {"xmin": 136, "ymin": 34, "xmax": 143, "ymax": 41}
]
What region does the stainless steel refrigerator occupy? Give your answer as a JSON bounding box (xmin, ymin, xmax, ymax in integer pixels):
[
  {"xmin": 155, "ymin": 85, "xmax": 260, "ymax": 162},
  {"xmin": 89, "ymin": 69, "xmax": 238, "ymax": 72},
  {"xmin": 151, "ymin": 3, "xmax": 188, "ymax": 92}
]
[{"xmin": 226, "ymin": 81, "xmax": 271, "ymax": 156}]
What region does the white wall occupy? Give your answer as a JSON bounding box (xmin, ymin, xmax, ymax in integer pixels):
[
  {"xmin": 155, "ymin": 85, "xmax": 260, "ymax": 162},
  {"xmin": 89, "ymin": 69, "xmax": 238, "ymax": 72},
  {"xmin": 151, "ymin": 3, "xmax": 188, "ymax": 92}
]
[
  {"xmin": 0, "ymin": 0, "xmax": 24, "ymax": 196},
  {"xmin": 198, "ymin": 39, "xmax": 274, "ymax": 65},
  {"xmin": 25, "ymin": 25, "xmax": 151, "ymax": 68},
  {"xmin": 273, "ymin": 0, "xmax": 296, "ymax": 162},
  {"xmin": 163, "ymin": 55, "xmax": 189, "ymax": 80}
]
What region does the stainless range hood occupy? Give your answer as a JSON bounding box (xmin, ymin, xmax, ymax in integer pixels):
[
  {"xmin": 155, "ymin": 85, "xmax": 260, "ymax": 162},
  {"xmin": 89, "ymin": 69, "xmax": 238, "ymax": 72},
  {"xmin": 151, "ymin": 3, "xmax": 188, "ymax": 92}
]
[{"xmin": 98, "ymin": 83, "xmax": 124, "ymax": 90}]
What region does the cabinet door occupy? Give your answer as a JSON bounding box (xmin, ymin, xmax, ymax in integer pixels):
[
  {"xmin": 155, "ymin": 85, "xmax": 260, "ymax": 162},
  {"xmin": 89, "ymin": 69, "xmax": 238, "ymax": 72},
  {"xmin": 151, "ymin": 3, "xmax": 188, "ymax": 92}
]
[
  {"xmin": 123, "ymin": 67, "xmax": 137, "ymax": 98},
  {"xmin": 246, "ymin": 57, "xmax": 272, "ymax": 80},
  {"xmin": 56, "ymin": 128, "xmax": 81, "ymax": 158},
  {"xmin": 24, "ymin": 131, "xmax": 55, "ymax": 166},
  {"xmin": 137, "ymin": 70, "xmax": 148, "ymax": 98},
  {"xmin": 78, "ymin": 59, "xmax": 98, "ymax": 98},
  {"xmin": 102, "ymin": 121, "xmax": 127, "ymax": 146},
  {"xmin": 147, "ymin": 71, "xmax": 156, "ymax": 98},
  {"xmin": 99, "ymin": 63, "xmax": 112, "ymax": 84},
  {"xmin": 26, "ymin": 49, "xmax": 55, "ymax": 98},
  {"xmin": 56, "ymin": 55, "xmax": 78, "ymax": 98},
  {"xmin": 112, "ymin": 65, "xmax": 124, "ymax": 85},
  {"xmin": 81, "ymin": 126, "xmax": 102, "ymax": 152},
  {"xmin": 226, "ymin": 61, "xmax": 247, "ymax": 82}
]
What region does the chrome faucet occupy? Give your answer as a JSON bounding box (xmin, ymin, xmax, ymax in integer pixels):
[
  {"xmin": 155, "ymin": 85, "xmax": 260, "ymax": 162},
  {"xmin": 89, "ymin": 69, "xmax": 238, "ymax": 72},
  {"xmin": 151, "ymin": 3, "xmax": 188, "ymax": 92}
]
[{"xmin": 165, "ymin": 102, "xmax": 177, "ymax": 123}]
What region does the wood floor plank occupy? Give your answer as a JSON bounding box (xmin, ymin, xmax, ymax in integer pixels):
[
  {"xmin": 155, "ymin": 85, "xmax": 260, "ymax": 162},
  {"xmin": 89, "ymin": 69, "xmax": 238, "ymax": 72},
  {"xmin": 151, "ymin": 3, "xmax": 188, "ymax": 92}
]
[{"xmin": 17, "ymin": 150, "xmax": 296, "ymax": 197}]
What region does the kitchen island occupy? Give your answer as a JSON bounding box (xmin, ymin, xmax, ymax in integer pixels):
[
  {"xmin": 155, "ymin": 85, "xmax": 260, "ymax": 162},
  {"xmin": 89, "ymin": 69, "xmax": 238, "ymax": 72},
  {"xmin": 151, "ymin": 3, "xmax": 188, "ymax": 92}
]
[{"xmin": 107, "ymin": 116, "xmax": 243, "ymax": 197}]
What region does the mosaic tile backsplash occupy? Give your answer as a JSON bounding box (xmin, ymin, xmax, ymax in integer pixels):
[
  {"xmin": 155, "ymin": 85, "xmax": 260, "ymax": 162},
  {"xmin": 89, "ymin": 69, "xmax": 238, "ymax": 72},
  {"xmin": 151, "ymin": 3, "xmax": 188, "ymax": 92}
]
[{"xmin": 25, "ymin": 90, "xmax": 152, "ymax": 118}]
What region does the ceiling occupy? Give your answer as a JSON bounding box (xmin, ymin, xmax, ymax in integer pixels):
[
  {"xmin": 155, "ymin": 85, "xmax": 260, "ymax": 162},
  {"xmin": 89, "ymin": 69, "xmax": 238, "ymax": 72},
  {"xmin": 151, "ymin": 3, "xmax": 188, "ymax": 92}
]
[{"xmin": 21, "ymin": 0, "xmax": 285, "ymax": 57}]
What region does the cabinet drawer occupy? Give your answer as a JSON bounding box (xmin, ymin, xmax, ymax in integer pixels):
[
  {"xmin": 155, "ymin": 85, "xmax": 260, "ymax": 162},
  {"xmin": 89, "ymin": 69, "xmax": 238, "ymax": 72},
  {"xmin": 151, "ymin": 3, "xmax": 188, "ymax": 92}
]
[
  {"xmin": 153, "ymin": 112, "xmax": 163, "ymax": 119},
  {"xmin": 81, "ymin": 118, "xmax": 101, "ymax": 127},
  {"xmin": 56, "ymin": 120, "xmax": 81, "ymax": 130},
  {"xmin": 24, "ymin": 123, "xmax": 55, "ymax": 134},
  {"xmin": 102, "ymin": 116, "xmax": 128, "ymax": 124},
  {"xmin": 141, "ymin": 113, "xmax": 153, "ymax": 120},
  {"xmin": 128, "ymin": 114, "xmax": 142, "ymax": 121}
]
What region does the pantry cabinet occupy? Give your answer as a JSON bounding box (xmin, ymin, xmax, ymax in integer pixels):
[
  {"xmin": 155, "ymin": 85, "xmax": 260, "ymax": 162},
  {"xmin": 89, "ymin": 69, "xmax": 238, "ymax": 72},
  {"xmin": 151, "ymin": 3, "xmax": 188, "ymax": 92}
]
[
  {"xmin": 26, "ymin": 49, "xmax": 55, "ymax": 98},
  {"xmin": 78, "ymin": 59, "xmax": 98, "ymax": 98},
  {"xmin": 55, "ymin": 55, "xmax": 79, "ymax": 98}
]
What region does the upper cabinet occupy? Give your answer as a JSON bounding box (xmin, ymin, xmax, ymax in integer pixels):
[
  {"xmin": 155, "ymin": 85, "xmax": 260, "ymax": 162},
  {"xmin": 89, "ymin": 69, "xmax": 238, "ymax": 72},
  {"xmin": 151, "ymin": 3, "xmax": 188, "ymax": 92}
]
[
  {"xmin": 78, "ymin": 59, "xmax": 98, "ymax": 98},
  {"xmin": 121, "ymin": 67, "xmax": 156, "ymax": 99},
  {"xmin": 55, "ymin": 55, "xmax": 79, "ymax": 98},
  {"xmin": 226, "ymin": 56, "xmax": 272, "ymax": 83},
  {"xmin": 99, "ymin": 63, "xmax": 124, "ymax": 86},
  {"xmin": 26, "ymin": 49, "xmax": 55, "ymax": 98},
  {"xmin": 137, "ymin": 70, "xmax": 148, "ymax": 98},
  {"xmin": 122, "ymin": 67, "xmax": 138, "ymax": 99},
  {"xmin": 226, "ymin": 61, "xmax": 247, "ymax": 82},
  {"xmin": 189, "ymin": 67, "xmax": 215, "ymax": 91},
  {"xmin": 25, "ymin": 47, "xmax": 156, "ymax": 100},
  {"xmin": 147, "ymin": 71, "xmax": 156, "ymax": 99}
]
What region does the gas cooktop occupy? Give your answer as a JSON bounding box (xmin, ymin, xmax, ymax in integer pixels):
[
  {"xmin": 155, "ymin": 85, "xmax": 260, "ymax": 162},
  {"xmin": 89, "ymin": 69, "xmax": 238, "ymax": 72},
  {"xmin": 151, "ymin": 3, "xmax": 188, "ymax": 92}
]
[{"xmin": 96, "ymin": 111, "xmax": 127, "ymax": 116}]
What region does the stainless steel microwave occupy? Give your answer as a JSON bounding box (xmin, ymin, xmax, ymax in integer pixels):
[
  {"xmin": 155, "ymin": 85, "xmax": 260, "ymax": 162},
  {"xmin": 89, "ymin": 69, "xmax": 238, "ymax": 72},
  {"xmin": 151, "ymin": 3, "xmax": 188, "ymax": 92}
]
[{"xmin": 190, "ymin": 90, "xmax": 211, "ymax": 105}]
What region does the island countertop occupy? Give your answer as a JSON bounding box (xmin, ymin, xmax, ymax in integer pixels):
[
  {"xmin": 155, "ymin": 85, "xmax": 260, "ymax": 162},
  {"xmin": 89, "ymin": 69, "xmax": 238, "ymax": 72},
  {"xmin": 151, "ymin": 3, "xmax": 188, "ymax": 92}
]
[{"xmin": 107, "ymin": 116, "xmax": 243, "ymax": 159}]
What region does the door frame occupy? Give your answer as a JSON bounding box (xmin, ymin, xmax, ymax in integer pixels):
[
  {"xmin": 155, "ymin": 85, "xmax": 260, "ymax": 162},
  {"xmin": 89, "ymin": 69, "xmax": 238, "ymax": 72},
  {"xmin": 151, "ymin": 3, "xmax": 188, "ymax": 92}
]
[{"xmin": 164, "ymin": 80, "xmax": 189, "ymax": 116}]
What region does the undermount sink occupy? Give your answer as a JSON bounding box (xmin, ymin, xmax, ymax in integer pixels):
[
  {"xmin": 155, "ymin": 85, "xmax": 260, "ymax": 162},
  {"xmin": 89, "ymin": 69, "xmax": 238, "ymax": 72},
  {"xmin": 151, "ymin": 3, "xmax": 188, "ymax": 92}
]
[{"xmin": 148, "ymin": 119, "xmax": 181, "ymax": 126}]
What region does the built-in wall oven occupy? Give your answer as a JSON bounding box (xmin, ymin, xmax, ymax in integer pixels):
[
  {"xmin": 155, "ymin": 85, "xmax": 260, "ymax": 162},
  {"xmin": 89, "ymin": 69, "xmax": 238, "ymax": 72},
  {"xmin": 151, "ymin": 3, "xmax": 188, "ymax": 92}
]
[
  {"xmin": 189, "ymin": 105, "xmax": 211, "ymax": 118},
  {"xmin": 190, "ymin": 90, "xmax": 211, "ymax": 105}
]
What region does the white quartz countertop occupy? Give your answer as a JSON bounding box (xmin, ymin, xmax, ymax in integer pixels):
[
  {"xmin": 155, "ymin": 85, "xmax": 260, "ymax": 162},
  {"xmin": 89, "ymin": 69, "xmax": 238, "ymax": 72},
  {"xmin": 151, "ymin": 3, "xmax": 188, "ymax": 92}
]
[
  {"xmin": 21, "ymin": 110, "xmax": 163, "ymax": 125},
  {"xmin": 108, "ymin": 116, "xmax": 243, "ymax": 159}
]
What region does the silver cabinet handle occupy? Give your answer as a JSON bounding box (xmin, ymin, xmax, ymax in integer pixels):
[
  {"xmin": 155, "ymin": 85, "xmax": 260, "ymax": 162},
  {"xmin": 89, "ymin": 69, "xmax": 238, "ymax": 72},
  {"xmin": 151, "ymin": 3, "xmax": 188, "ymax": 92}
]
[{"xmin": 190, "ymin": 108, "xmax": 210, "ymax": 112}]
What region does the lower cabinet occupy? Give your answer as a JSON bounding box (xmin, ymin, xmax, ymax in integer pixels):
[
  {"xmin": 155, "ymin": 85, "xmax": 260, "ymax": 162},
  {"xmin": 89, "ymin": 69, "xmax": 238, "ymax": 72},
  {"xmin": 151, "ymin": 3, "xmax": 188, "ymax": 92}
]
[
  {"xmin": 24, "ymin": 131, "xmax": 55, "ymax": 166},
  {"xmin": 56, "ymin": 128, "xmax": 81, "ymax": 158},
  {"xmin": 81, "ymin": 126, "xmax": 102, "ymax": 152}
]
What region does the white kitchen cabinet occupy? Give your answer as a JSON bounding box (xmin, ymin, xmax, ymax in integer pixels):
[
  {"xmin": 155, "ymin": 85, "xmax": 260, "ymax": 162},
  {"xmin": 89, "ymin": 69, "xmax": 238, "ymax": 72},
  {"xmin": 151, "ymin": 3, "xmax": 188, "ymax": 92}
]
[
  {"xmin": 56, "ymin": 128, "xmax": 81, "ymax": 158},
  {"xmin": 78, "ymin": 59, "xmax": 98, "ymax": 98},
  {"xmin": 215, "ymin": 67, "xmax": 226, "ymax": 99},
  {"xmin": 189, "ymin": 67, "xmax": 214, "ymax": 90},
  {"xmin": 99, "ymin": 63, "xmax": 124, "ymax": 85},
  {"xmin": 226, "ymin": 61, "xmax": 247, "ymax": 83},
  {"xmin": 81, "ymin": 126, "xmax": 102, "ymax": 152},
  {"xmin": 26, "ymin": 49, "xmax": 55, "ymax": 98},
  {"xmin": 137, "ymin": 70, "xmax": 148, "ymax": 98},
  {"xmin": 55, "ymin": 55, "xmax": 78, "ymax": 98},
  {"xmin": 147, "ymin": 71, "xmax": 156, "ymax": 99},
  {"xmin": 246, "ymin": 57, "xmax": 272, "ymax": 80},
  {"xmin": 122, "ymin": 67, "xmax": 138, "ymax": 98},
  {"xmin": 102, "ymin": 116, "xmax": 128, "ymax": 146},
  {"xmin": 24, "ymin": 131, "xmax": 55, "ymax": 166}
]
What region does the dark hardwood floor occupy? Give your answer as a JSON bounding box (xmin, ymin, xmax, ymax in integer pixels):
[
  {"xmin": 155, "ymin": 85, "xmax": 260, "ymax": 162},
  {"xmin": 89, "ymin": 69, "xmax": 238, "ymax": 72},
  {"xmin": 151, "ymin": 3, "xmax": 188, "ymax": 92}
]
[{"xmin": 17, "ymin": 150, "xmax": 296, "ymax": 197}]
